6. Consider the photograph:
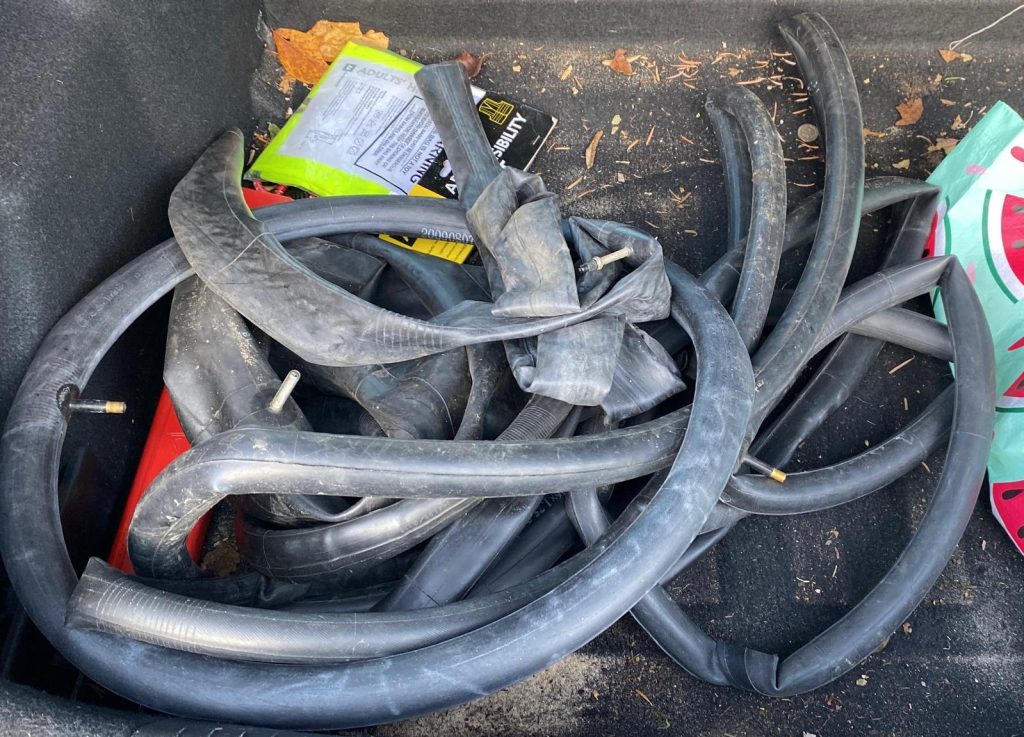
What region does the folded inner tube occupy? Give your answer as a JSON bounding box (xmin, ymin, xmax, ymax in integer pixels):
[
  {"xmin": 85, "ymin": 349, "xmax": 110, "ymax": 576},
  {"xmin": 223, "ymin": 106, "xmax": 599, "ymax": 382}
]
[
  {"xmin": 122, "ymin": 257, "xmax": 962, "ymax": 583},
  {"xmin": 0, "ymin": 184, "xmax": 752, "ymax": 726},
  {"xmin": 0, "ymin": 11, "xmax": 995, "ymax": 731}
]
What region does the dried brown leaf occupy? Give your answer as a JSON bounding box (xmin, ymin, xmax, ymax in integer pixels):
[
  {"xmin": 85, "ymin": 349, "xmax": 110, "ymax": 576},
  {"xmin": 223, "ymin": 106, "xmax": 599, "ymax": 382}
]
[
  {"xmin": 273, "ymin": 21, "xmax": 389, "ymax": 87},
  {"xmin": 310, "ymin": 20, "xmax": 370, "ymax": 61},
  {"xmin": 634, "ymin": 689, "xmax": 654, "ymax": 707},
  {"xmin": 585, "ymin": 129, "xmax": 604, "ymax": 169},
  {"xmin": 928, "ymin": 137, "xmax": 958, "ymax": 155},
  {"xmin": 455, "ymin": 51, "xmax": 487, "ymax": 78},
  {"xmin": 277, "ymin": 73, "xmax": 297, "ymax": 94},
  {"xmin": 360, "ymin": 29, "xmax": 389, "ymax": 51},
  {"xmin": 602, "ymin": 48, "xmax": 634, "ymax": 76},
  {"xmin": 274, "ymin": 28, "xmax": 328, "ymax": 85},
  {"xmin": 895, "ymin": 97, "xmax": 924, "ymax": 126},
  {"xmin": 938, "ymin": 48, "xmax": 973, "ymax": 63}
]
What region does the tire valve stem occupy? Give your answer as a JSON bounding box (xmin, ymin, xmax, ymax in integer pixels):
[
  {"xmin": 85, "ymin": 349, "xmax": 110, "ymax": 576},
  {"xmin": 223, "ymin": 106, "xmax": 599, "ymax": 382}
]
[
  {"xmin": 743, "ymin": 453, "xmax": 787, "ymax": 483},
  {"xmin": 69, "ymin": 399, "xmax": 127, "ymax": 414},
  {"xmin": 57, "ymin": 384, "xmax": 126, "ymax": 417},
  {"xmin": 269, "ymin": 370, "xmax": 301, "ymax": 414},
  {"xmin": 577, "ymin": 247, "xmax": 632, "ymax": 274}
]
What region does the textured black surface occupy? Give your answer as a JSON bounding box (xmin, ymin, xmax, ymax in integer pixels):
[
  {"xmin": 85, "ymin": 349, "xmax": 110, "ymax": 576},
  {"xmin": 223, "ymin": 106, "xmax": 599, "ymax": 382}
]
[
  {"xmin": 0, "ymin": 0, "xmax": 264, "ymax": 421},
  {"xmin": 2, "ymin": 1, "xmax": 1024, "ymax": 735}
]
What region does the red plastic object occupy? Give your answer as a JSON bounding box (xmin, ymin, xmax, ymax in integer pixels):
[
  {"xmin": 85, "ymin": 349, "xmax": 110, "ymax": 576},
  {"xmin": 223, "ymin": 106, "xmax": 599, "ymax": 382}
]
[
  {"xmin": 107, "ymin": 186, "xmax": 293, "ymax": 572},
  {"xmin": 241, "ymin": 185, "xmax": 292, "ymax": 209},
  {"xmin": 107, "ymin": 388, "xmax": 197, "ymax": 572}
]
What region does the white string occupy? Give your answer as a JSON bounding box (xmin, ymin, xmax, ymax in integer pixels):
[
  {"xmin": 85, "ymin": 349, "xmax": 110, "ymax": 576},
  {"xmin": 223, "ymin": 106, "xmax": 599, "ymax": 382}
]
[{"xmin": 948, "ymin": 3, "xmax": 1024, "ymax": 50}]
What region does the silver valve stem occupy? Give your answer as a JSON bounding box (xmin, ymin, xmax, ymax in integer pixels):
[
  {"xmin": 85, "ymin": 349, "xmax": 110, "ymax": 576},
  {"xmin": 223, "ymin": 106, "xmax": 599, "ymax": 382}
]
[{"xmin": 269, "ymin": 370, "xmax": 301, "ymax": 414}]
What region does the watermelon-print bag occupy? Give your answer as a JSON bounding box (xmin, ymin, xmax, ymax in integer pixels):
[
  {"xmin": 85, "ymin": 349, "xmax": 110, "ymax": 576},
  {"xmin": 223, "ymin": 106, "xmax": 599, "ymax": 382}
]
[{"xmin": 927, "ymin": 101, "xmax": 1024, "ymax": 553}]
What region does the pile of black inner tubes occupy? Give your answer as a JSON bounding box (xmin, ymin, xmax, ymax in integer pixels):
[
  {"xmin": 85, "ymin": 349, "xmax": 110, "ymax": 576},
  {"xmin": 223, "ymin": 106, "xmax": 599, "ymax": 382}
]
[{"xmin": 0, "ymin": 12, "xmax": 995, "ymax": 730}]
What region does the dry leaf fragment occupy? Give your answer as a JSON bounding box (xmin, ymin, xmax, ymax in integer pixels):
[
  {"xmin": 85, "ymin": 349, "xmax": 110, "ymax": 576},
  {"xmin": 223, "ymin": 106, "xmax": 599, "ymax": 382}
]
[
  {"xmin": 895, "ymin": 97, "xmax": 924, "ymax": 126},
  {"xmin": 585, "ymin": 130, "xmax": 604, "ymax": 169},
  {"xmin": 274, "ymin": 28, "xmax": 329, "ymax": 85},
  {"xmin": 893, "ymin": 159, "xmax": 911, "ymax": 170},
  {"xmin": 273, "ymin": 21, "xmax": 389, "ymax": 86},
  {"xmin": 602, "ymin": 48, "xmax": 634, "ymax": 76},
  {"xmin": 951, "ymin": 112, "xmax": 971, "ymax": 130},
  {"xmin": 277, "ymin": 73, "xmax": 297, "ymax": 94},
  {"xmin": 310, "ymin": 20, "xmax": 386, "ymax": 61},
  {"xmin": 939, "ymin": 48, "xmax": 973, "ymax": 63},
  {"xmin": 928, "ymin": 137, "xmax": 958, "ymax": 155},
  {"xmin": 455, "ymin": 51, "xmax": 487, "ymax": 78}
]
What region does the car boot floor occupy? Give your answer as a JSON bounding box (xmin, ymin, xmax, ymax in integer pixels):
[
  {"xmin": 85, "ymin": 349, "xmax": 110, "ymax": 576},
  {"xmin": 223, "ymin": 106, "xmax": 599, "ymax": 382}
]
[{"xmin": 1, "ymin": 2, "xmax": 1022, "ymax": 735}]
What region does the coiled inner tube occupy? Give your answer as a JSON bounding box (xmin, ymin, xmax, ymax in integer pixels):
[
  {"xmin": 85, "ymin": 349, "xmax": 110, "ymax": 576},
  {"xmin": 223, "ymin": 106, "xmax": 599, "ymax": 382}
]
[{"xmin": 0, "ymin": 12, "xmax": 994, "ymax": 731}]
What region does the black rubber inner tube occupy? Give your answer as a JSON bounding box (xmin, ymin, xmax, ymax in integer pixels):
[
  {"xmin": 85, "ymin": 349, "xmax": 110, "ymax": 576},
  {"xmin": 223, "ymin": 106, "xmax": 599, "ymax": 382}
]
[
  {"xmin": 0, "ymin": 190, "xmax": 753, "ymax": 727},
  {"xmin": 705, "ymin": 84, "xmax": 786, "ymax": 353},
  {"xmin": 570, "ymin": 259, "xmax": 992, "ymax": 697},
  {"xmin": 0, "ymin": 10, "xmax": 996, "ymax": 731}
]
